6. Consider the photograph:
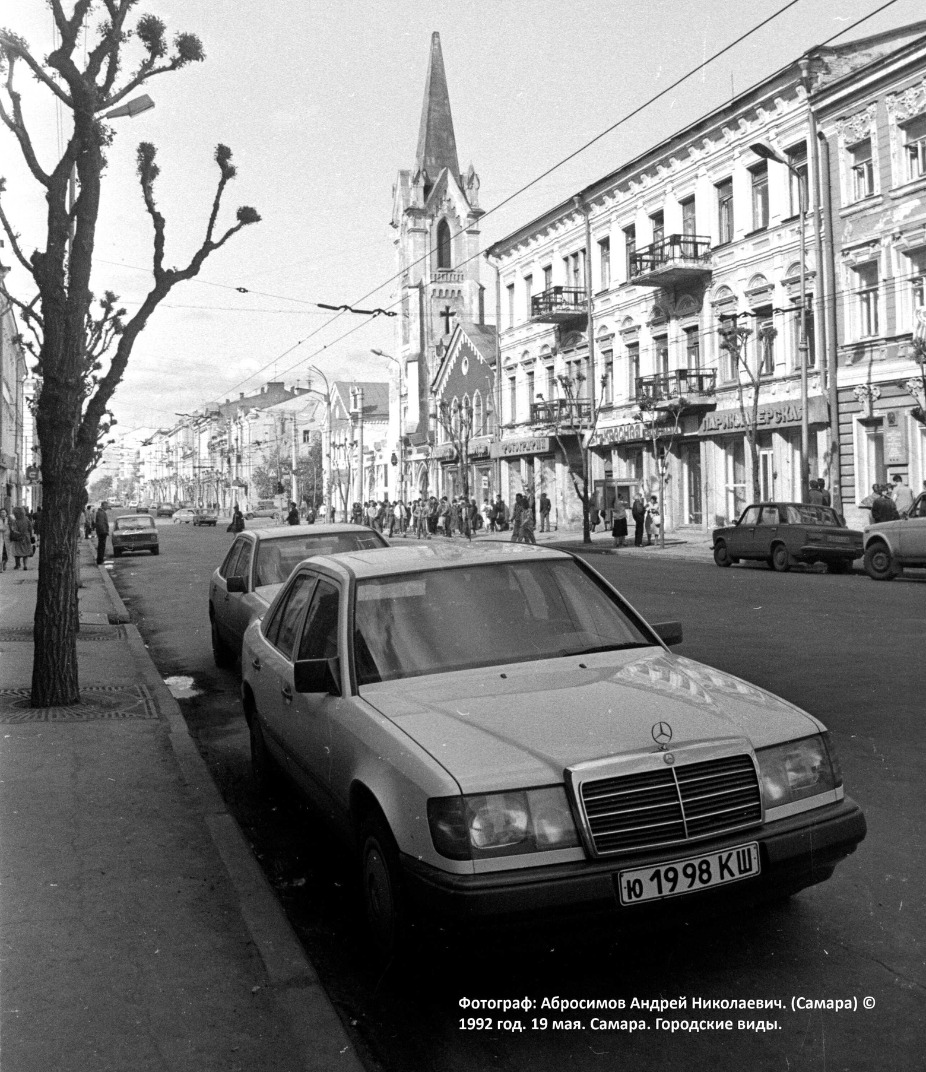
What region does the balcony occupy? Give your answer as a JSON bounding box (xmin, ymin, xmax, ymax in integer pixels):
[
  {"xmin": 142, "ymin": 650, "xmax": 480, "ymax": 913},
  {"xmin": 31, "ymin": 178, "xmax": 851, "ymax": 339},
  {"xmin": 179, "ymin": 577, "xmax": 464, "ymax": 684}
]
[
  {"xmin": 432, "ymin": 269, "xmax": 464, "ymax": 284},
  {"xmin": 629, "ymin": 234, "xmax": 712, "ymax": 288},
  {"xmin": 530, "ymin": 286, "xmax": 587, "ymax": 323},
  {"xmin": 530, "ymin": 398, "xmax": 593, "ymax": 426},
  {"xmin": 635, "ymin": 369, "xmax": 717, "ymax": 410}
]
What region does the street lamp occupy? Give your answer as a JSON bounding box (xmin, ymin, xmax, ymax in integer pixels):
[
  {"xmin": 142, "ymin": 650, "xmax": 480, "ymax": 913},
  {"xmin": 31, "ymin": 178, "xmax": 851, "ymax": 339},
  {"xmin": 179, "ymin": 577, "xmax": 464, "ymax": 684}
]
[
  {"xmin": 308, "ymin": 365, "xmax": 338, "ymax": 520},
  {"xmin": 371, "ymin": 349, "xmax": 405, "ymax": 503},
  {"xmin": 750, "ymin": 140, "xmax": 810, "ymax": 502}
]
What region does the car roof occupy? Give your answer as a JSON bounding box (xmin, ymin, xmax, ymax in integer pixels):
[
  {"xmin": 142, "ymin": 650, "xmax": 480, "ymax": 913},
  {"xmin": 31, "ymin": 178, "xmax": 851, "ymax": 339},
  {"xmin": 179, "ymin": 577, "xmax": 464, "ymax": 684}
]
[
  {"xmin": 116, "ymin": 514, "xmax": 154, "ymax": 521},
  {"xmin": 245, "ymin": 523, "xmax": 383, "ymax": 543},
  {"xmin": 299, "ymin": 540, "xmax": 571, "ymax": 580}
]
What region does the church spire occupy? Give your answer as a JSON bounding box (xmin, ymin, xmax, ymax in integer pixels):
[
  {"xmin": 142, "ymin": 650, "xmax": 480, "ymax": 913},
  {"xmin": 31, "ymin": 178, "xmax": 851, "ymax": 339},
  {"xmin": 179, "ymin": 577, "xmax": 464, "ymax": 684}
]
[{"xmin": 415, "ymin": 32, "xmax": 460, "ymax": 181}]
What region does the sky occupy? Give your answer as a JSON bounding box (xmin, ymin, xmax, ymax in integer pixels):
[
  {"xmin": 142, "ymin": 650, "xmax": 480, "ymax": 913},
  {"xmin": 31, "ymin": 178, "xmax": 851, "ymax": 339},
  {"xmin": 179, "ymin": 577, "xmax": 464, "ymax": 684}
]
[{"xmin": 2, "ymin": 0, "xmax": 924, "ymax": 439}]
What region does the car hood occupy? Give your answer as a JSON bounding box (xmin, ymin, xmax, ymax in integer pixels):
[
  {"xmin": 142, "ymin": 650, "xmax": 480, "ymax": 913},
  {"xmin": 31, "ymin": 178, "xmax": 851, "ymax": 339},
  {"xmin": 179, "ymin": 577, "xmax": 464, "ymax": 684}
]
[
  {"xmin": 360, "ymin": 648, "xmax": 821, "ymax": 793},
  {"xmin": 864, "ymin": 519, "xmax": 907, "ymax": 536}
]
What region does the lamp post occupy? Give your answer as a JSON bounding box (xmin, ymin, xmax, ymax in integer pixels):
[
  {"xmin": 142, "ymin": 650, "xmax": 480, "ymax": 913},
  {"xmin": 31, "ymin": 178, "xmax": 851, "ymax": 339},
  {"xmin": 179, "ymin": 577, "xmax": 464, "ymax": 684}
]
[
  {"xmin": 308, "ymin": 365, "xmax": 338, "ymax": 520},
  {"xmin": 750, "ymin": 140, "xmax": 810, "ymax": 502},
  {"xmin": 371, "ymin": 349, "xmax": 405, "ymax": 504}
]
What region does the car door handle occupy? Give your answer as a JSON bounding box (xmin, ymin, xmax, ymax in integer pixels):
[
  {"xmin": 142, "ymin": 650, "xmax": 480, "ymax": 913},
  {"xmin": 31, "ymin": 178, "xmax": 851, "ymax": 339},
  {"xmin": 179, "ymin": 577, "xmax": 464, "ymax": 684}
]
[
  {"xmin": 280, "ymin": 685, "xmax": 293, "ymax": 702},
  {"xmin": 251, "ymin": 657, "xmax": 262, "ymax": 671}
]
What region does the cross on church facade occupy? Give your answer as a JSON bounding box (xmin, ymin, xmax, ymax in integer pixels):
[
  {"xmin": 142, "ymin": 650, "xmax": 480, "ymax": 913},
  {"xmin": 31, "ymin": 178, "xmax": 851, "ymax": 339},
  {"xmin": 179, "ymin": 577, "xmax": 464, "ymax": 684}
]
[{"xmin": 439, "ymin": 305, "xmax": 457, "ymax": 334}]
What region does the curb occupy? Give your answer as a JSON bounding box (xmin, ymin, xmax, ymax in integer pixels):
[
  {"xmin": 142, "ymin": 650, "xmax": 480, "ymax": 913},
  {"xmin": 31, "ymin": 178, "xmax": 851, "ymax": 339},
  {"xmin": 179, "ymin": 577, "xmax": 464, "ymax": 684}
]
[{"xmin": 92, "ymin": 561, "xmax": 366, "ymax": 1072}]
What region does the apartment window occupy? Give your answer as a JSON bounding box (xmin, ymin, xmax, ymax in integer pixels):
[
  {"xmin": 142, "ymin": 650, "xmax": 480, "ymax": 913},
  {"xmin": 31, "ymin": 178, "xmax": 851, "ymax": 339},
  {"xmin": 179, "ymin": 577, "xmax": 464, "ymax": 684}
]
[
  {"xmin": 903, "ymin": 114, "xmax": 926, "ymax": 182},
  {"xmin": 909, "ymin": 248, "xmax": 926, "ymax": 310},
  {"xmin": 508, "ymin": 375, "xmax": 517, "ymax": 422},
  {"xmin": 623, "ymin": 224, "xmax": 637, "ymax": 279},
  {"xmin": 526, "ymin": 369, "xmax": 535, "ymax": 412},
  {"xmin": 716, "ymin": 179, "xmax": 734, "ymax": 244},
  {"xmin": 850, "ymin": 139, "xmax": 874, "ymax": 201},
  {"xmin": 751, "ymin": 164, "xmax": 769, "ymax": 231},
  {"xmin": 563, "ymin": 249, "xmax": 586, "ymax": 291},
  {"xmin": 793, "ymin": 299, "xmax": 816, "ymax": 369},
  {"xmin": 598, "ymin": 238, "xmax": 611, "ymax": 291},
  {"xmin": 301, "ymin": 430, "xmax": 312, "ymax": 445},
  {"xmin": 506, "ymin": 283, "xmax": 515, "ymax": 328},
  {"xmin": 755, "ymin": 308, "xmax": 775, "ymax": 376},
  {"xmin": 787, "ymin": 143, "xmax": 808, "ymax": 216},
  {"xmin": 685, "ymin": 326, "xmax": 700, "ymax": 369},
  {"xmin": 650, "ymin": 211, "xmax": 665, "ymax": 247},
  {"xmin": 524, "ymin": 274, "xmax": 533, "ymax": 319},
  {"xmin": 681, "ymin": 197, "xmax": 696, "ymax": 237},
  {"xmin": 654, "ymin": 336, "xmax": 669, "ymax": 376},
  {"xmin": 627, "ymin": 341, "xmax": 640, "ymax": 398},
  {"xmin": 543, "ymin": 263, "xmax": 553, "ymax": 291},
  {"xmin": 854, "ymin": 262, "xmax": 880, "ymax": 337},
  {"xmin": 545, "ymin": 364, "xmax": 556, "ymax": 399},
  {"xmin": 601, "ymin": 349, "xmax": 614, "ymax": 403}
]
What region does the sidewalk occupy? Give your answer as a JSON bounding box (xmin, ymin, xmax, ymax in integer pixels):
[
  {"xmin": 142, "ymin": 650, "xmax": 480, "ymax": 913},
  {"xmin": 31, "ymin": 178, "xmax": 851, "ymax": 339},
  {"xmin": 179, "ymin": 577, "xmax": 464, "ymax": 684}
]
[{"xmin": 0, "ymin": 543, "xmax": 365, "ymax": 1072}]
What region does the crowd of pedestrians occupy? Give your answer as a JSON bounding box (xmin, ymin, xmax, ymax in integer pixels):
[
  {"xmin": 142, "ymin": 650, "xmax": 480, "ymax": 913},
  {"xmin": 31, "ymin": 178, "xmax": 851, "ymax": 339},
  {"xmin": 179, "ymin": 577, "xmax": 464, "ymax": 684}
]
[{"xmin": 858, "ymin": 474, "xmax": 918, "ymax": 522}]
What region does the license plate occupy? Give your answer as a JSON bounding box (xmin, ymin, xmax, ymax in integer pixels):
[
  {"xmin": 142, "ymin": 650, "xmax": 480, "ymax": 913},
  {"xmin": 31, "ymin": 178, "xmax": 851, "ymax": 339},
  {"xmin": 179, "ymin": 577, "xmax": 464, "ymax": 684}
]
[
  {"xmin": 826, "ymin": 535, "xmax": 850, "ymax": 544},
  {"xmin": 618, "ymin": 842, "xmax": 760, "ymax": 906}
]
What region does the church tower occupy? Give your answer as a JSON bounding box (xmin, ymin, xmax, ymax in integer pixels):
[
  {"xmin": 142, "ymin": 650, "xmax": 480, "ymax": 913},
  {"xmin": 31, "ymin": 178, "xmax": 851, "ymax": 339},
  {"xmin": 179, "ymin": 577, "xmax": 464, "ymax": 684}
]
[{"xmin": 391, "ymin": 32, "xmax": 485, "ymax": 441}]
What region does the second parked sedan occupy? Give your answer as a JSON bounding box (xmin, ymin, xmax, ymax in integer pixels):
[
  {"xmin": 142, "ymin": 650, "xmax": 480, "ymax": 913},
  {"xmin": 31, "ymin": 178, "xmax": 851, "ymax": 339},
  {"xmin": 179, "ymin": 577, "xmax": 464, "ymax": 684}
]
[
  {"xmin": 713, "ymin": 503, "xmax": 863, "ymax": 573},
  {"xmin": 209, "ymin": 524, "xmax": 389, "ymax": 667}
]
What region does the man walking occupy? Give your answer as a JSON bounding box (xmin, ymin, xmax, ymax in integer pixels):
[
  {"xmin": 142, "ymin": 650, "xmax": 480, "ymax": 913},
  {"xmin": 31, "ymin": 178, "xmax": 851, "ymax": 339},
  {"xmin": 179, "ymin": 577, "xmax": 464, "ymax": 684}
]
[
  {"xmin": 631, "ymin": 493, "xmax": 646, "ymax": 547},
  {"xmin": 538, "ymin": 491, "xmax": 551, "ymax": 532},
  {"xmin": 94, "ymin": 501, "xmax": 110, "ymax": 565},
  {"xmin": 890, "ymin": 474, "xmax": 915, "ymax": 516}
]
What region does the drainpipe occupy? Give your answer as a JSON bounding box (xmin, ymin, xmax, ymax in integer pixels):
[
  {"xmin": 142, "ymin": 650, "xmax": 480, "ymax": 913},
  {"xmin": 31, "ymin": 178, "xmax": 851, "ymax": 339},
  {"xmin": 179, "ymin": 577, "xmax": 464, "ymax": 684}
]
[
  {"xmin": 816, "ymin": 131, "xmax": 842, "ymax": 515},
  {"xmin": 484, "ymin": 247, "xmax": 503, "ymax": 499}
]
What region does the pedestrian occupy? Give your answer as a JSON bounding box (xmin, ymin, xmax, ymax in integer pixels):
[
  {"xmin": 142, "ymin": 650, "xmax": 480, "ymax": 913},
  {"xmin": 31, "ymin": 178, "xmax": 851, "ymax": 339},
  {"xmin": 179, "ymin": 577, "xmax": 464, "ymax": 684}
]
[
  {"xmin": 817, "ymin": 478, "xmax": 832, "ymax": 507},
  {"xmin": 0, "ymin": 507, "xmax": 10, "ymax": 571},
  {"xmin": 538, "ymin": 491, "xmax": 551, "ymax": 532},
  {"xmin": 230, "ymin": 503, "xmax": 245, "ymax": 533},
  {"xmin": 520, "ymin": 497, "xmax": 537, "ymax": 544},
  {"xmin": 437, "ymin": 496, "xmax": 451, "ymax": 536},
  {"xmin": 510, "ymin": 493, "xmax": 525, "ymax": 542},
  {"xmin": 93, "ymin": 501, "xmax": 109, "ymax": 565},
  {"xmin": 644, "ymin": 496, "xmax": 660, "ymax": 545},
  {"xmin": 589, "ymin": 504, "xmax": 601, "ymax": 531},
  {"xmin": 858, "ymin": 484, "xmax": 880, "ymax": 512},
  {"xmin": 871, "ymin": 485, "xmax": 900, "ymax": 523},
  {"xmin": 890, "ymin": 473, "xmax": 915, "ymax": 516},
  {"xmin": 611, "ymin": 497, "xmax": 629, "ymax": 548},
  {"xmin": 286, "ymin": 501, "xmax": 300, "ymax": 525},
  {"xmin": 305, "ymin": 503, "xmax": 315, "ymax": 524},
  {"xmin": 806, "ymin": 480, "xmax": 825, "ymax": 506},
  {"xmin": 631, "ymin": 492, "xmax": 646, "ymax": 547},
  {"xmin": 84, "ymin": 504, "xmax": 94, "ymax": 539}
]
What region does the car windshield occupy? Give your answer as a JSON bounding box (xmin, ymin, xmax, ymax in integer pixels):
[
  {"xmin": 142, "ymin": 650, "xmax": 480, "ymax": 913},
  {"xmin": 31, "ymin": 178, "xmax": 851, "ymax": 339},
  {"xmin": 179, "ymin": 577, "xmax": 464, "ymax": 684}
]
[
  {"xmin": 353, "ymin": 559, "xmax": 654, "ymax": 684},
  {"xmin": 785, "ymin": 505, "xmax": 841, "ymax": 527},
  {"xmin": 254, "ymin": 531, "xmax": 386, "ymax": 586},
  {"xmin": 115, "ymin": 516, "xmax": 155, "ymax": 530}
]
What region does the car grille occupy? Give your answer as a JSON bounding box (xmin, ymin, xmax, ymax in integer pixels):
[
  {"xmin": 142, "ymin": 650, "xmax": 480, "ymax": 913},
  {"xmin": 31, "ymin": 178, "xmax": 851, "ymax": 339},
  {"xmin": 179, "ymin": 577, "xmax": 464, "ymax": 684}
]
[{"xmin": 578, "ymin": 754, "xmax": 761, "ymax": 856}]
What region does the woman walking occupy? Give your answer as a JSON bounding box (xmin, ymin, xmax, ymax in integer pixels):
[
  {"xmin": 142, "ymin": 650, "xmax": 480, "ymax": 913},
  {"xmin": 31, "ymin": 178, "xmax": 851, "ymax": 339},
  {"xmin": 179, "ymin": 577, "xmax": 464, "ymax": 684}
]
[
  {"xmin": 9, "ymin": 506, "xmax": 35, "ymax": 570},
  {"xmin": 0, "ymin": 507, "xmax": 10, "ymax": 571},
  {"xmin": 611, "ymin": 497, "xmax": 628, "ymax": 548}
]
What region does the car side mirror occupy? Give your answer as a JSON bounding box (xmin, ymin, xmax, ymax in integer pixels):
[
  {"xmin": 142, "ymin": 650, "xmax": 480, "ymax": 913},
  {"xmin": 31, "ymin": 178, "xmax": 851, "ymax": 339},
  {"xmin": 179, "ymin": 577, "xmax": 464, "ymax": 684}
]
[
  {"xmin": 226, "ymin": 575, "xmax": 247, "ymax": 593},
  {"xmin": 293, "ymin": 657, "xmax": 341, "ymax": 696},
  {"xmin": 653, "ymin": 621, "xmax": 683, "ymax": 646}
]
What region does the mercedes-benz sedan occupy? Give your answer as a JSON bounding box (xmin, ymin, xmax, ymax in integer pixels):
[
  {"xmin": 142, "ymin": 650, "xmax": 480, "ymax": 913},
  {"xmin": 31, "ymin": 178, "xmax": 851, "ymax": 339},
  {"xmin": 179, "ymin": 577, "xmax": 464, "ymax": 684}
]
[{"xmin": 240, "ymin": 542, "xmax": 866, "ymax": 955}]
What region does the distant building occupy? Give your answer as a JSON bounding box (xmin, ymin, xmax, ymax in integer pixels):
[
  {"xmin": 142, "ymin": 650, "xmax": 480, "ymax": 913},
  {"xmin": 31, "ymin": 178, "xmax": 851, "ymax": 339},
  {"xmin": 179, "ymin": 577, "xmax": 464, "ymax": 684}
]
[{"xmin": 0, "ymin": 259, "xmax": 29, "ymax": 511}]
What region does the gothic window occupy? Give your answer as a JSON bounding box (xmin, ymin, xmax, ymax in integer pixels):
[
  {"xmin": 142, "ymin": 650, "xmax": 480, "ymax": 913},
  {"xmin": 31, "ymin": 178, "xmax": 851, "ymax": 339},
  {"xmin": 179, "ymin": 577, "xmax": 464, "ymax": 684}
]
[
  {"xmin": 472, "ymin": 391, "xmax": 484, "ymax": 435},
  {"xmin": 437, "ymin": 219, "xmax": 452, "ymax": 270}
]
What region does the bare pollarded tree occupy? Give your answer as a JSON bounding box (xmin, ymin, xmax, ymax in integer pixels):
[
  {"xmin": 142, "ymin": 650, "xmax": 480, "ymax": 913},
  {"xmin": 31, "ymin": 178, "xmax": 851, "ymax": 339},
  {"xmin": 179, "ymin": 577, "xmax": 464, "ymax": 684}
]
[{"xmin": 0, "ymin": 4, "xmax": 260, "ymax": 705}]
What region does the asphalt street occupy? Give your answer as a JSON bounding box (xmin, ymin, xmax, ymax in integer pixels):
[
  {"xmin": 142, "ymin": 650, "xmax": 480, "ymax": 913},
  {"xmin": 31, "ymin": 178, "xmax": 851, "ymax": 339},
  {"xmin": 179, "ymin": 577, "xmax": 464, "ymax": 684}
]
[{"xmin": 108, "ymin": 521, "xmax": 926, "ymax": 1072}]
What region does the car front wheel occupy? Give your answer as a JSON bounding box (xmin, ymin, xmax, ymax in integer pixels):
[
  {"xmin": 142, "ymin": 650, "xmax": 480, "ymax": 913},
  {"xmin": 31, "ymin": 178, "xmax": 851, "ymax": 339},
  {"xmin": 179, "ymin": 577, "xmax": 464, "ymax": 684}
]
[
  {"xmin": 770, "ymin": 544, "xmax": 791, "ymax": 572},
  {"xmin": 864, "ymin": 542, "xmax": 897, "ymax": 581},
  {"xmin": 359, "ymin": 811, "xmax": 409, "ymax": 959}
]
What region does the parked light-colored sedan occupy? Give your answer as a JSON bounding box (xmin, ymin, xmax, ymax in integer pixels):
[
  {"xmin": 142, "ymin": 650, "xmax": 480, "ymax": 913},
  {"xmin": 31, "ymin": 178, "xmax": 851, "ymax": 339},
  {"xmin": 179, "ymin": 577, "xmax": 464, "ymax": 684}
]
[
  {"xmin": 209, "ymin": 524, "xmax": 388, "ymax": 668},
  {"xmin": 240, "ymin": 542, "xmax": 866, "ymax": 956}
]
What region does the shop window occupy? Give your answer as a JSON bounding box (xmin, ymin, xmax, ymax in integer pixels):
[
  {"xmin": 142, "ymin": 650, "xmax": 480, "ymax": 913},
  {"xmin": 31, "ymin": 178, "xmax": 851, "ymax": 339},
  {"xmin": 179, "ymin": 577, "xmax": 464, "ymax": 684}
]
[{"xmin": 849, "ymin": 138, "xmax": 874, "ymax": 201}]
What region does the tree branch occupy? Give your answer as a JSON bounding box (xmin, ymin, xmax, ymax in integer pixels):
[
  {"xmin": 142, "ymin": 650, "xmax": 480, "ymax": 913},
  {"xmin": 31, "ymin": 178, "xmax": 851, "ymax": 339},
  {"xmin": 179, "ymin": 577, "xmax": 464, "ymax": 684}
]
[
  {"xmin": 0, "ymin": 55, "xmax": 53, "ymax": 187},
  {"xmin": 0, "ymin": 188, "xmax": 38, "ymax": 276}
]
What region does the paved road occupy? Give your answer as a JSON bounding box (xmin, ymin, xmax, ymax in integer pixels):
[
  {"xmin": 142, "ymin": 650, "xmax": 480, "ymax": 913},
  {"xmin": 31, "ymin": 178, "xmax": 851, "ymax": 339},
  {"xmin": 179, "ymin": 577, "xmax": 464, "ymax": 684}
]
[{"xmin": 109, "ymin": 523, "xmax": 926, "ymax": 1072}]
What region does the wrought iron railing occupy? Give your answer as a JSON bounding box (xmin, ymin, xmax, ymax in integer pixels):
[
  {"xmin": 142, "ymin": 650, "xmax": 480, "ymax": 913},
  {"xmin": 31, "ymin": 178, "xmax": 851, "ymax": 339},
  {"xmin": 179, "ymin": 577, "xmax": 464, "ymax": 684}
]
[
  {"xmin": 530, "ymin": 398, "xmax": 593, "ymax": 425},
  {"xmin": 629, "ymin": 234, "xmax": 712, "ymax": 277},
  {"xmin": 635, "ymin": 369, "xmax": 717, "ymax": 403},
  {"xmin": 530, "ymin": 286, "xmax": 587, "ymax": 319}
]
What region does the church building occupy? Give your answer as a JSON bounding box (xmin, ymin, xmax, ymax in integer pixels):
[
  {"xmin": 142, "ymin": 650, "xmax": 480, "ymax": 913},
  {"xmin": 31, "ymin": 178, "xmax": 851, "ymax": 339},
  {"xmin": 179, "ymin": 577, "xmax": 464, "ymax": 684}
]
[{"xmin": 390, "ymin": 32, "xmax": 497, "ymax": 503}]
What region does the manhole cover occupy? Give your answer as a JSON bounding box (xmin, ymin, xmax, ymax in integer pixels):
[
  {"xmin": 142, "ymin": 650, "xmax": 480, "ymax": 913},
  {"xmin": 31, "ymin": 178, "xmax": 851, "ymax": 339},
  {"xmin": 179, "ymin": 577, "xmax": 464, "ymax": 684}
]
[{"xmin": 0, "ymin": 685, "xmax": 159, "ymax": 723}]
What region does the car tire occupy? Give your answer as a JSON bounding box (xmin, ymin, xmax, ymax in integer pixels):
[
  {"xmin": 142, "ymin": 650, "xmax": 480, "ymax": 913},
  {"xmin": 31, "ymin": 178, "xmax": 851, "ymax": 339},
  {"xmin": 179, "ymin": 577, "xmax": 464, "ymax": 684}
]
[
  {"xmin": 713, "ymin": 540, "xmax": 733, "ymax": 568},
  {"xmin": 770, "ymin": 544, "xmax": 791, "ymax": 572},
  {"xmin": 359, "ymin": 811, "xmax": 410, "ymax": 960},
  {"xmin": 864, "ymin": 542, "xmax": 897, "ymax": 581}
]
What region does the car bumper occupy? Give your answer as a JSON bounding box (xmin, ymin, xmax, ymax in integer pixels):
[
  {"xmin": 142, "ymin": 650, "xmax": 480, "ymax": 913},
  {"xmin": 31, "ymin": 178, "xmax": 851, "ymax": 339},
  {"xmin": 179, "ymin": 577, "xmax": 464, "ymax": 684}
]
[
  {"xmin": 798, "ymin": 544, "xmax": 862, "ymax": 562},
  {"xmin": 113, "ymin": 539, "xmax": 158, "ymax": 552},
  {"xmin": 400, "ymin": 797, "xmax": 865, "ymax": 927}
]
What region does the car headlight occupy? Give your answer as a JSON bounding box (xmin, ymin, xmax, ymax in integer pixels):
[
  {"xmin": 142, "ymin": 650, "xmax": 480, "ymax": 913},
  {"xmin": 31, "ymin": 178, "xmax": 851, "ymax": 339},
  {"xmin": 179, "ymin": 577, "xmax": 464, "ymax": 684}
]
[
  {"xmin": 756, "ymin": 733, "xmax": 842, "ymax": 809},
  {"xmin": 428, "ymin": 786, "xmax": 580, "ymax": 860}
]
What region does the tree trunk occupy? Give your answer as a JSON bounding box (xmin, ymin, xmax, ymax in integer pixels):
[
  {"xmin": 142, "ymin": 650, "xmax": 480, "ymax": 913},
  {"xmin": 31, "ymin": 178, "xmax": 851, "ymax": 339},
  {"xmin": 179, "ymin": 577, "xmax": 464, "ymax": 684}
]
[{"xmin": 31, "ymin": 476, "xmax": 84, "ymax": 706}]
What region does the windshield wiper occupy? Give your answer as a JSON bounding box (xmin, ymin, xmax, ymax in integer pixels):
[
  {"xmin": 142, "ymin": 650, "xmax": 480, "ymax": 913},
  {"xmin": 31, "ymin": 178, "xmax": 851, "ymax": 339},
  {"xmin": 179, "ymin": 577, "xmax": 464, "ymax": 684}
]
[{"xmin": 566, "ymin": 642, "xmax": 655, "ymax": 656}]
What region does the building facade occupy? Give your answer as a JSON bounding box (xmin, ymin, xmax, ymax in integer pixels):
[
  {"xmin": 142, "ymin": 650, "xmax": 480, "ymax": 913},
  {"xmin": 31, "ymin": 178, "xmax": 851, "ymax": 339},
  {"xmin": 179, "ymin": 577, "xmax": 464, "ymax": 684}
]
[{"xmin": 1, "ymin": 260, "xmax": 29, "ymax": 511}]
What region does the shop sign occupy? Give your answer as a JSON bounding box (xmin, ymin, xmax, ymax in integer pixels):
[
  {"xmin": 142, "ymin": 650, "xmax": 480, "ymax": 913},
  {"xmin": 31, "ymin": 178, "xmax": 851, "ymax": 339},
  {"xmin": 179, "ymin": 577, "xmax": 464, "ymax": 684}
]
[
  {"xmin": 598, "ymin": 420, "xmax": 672, "ymax": 446},
  {"xmin": 491, "ymin": 436, "xmax": 551, "ymax": 458},
  {"xmin": 25, "ymin": 464, "xmax": 40, "ymax": 482},
  {"xmin": 698, "ymin": 396, "xmax": 828, "ymax": 435},
  {"xmin": 884, "ymin": 409, "xmax": 908, "ymax": 464},
  {"xmin": 433, "ymin": 444, "xmax": 457, "ymax": 462}
]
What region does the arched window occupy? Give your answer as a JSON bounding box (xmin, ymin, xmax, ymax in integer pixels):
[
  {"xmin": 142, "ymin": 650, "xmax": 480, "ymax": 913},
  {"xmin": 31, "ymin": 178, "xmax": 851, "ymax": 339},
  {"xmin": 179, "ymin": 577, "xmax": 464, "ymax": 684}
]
[
  {"xmin": 437, "ymin": 219, "xmax": 452, "ymax": 270},
  {"xmin": 451, "ymin": 396, "xmax": 461, "ymax": 436},
  {"xmin": 472, "ymin": 391, "xmax": 483, "ymax": 435}
]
